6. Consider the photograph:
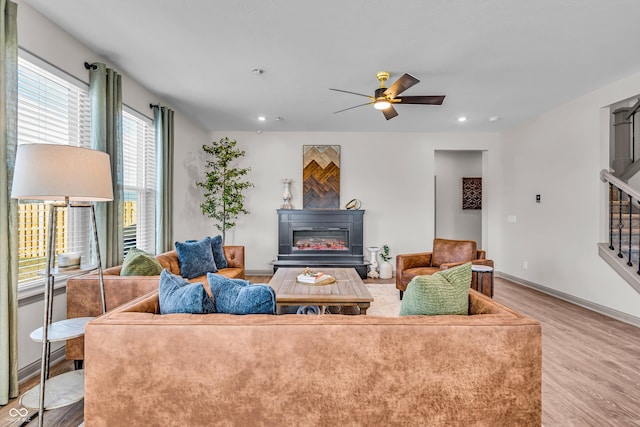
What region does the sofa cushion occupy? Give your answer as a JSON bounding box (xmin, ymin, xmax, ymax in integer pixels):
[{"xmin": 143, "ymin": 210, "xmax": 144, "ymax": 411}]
[
  {"xmin": 175, "ymin": 237, "xmax": 218, "ymax": 279},
  {"xmin": 210, "ymin": 235, "xmax": 228, "ymax": 269},
  {"xmin": 431, "ymin": 238, "xmax": 477, "ymax": 267},
  {"xmin": 120, "ymin": 248, "xmax": 163, "ymax": 276},
  {"xmin": 401, "ymin": 266, "xmax": 441, "ymax": 286},
  {"xmin": 207, "ymin": 273, "xmax": 276, "ymax": 315},
  {"xmin": 158, "ymin": 270, "xmax": 216, "ymax": 314},
  {"xmin": 400, "ymin": 262, "xmax": 472, "ymax": 316}
]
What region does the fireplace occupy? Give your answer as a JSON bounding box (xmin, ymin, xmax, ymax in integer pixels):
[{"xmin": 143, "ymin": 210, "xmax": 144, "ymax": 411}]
[
  {"xmin": 293, "ymin": 229, "xmax": 349, "ymax": 251},
  {"xmin": 274, "ymin": 209, "xmax": 367, "ymax": 278}
]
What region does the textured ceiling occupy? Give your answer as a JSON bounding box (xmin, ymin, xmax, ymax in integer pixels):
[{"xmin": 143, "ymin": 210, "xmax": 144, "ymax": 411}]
[{"xmin": 24, "ymin": 0, "xmax": 640, "ymax": 133}]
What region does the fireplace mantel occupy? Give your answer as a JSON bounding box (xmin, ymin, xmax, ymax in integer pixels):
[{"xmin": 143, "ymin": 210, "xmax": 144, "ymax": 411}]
[{"xmin": 274, "ymin": 209, "xmax": 368, "ymax": 278}]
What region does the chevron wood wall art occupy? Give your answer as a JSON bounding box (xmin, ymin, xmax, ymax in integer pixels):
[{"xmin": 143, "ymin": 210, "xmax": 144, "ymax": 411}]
[{"xmin": 303, "ymin": 145, "xmax": 340, "ymax": 209}]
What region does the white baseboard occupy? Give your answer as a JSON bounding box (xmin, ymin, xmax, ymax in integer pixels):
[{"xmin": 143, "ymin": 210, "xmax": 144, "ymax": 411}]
[
  {"xmin": 498, "ymin": 271, "xmax": 640, "ymax": 328},
  {"xmin": 18, "ymin": 346, "xmax": 67, "ymax": 384}
]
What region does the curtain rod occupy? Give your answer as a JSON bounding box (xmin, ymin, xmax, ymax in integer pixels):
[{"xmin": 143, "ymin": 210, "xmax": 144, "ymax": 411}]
[
  {"xmin": 84, "ymin": 62, "xmax": 98, "ymax": 70},
  {"xmin": 150, "ymin": 103, "xmax": 160, "ymax": 109}
]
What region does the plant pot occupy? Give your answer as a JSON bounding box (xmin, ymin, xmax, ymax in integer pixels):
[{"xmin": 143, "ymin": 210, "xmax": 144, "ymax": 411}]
[{"xmin": 379, "ymin": 261, "xmax": 393, "ymax": 279}]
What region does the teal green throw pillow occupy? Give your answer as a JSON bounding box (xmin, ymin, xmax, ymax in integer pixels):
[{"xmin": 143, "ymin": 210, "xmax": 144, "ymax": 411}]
[
  {"xmin": 120, "ymin": 248, "xmax": 163, "ymax": 276},
  {"xmin": 400, "ymin": 262, "xmax": 472, "ymax": 316}
]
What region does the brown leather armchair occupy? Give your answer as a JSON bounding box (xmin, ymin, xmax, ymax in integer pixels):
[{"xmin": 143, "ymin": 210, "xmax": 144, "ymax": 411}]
[{"xmin": 396, "ymin": 238, "xmax": 494, "ymax": 299}]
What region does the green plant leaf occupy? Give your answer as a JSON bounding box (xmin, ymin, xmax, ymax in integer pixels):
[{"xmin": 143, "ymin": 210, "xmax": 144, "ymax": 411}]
[
  {"xmin": 380, "ymin": 244, "xmax": 392, "ymax": 262},
  {"xmin": 196, "ymin": 137, "xmax": 254, "ymax": 242}
]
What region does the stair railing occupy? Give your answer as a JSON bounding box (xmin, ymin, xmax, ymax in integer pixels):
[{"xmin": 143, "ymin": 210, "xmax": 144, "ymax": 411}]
[{"xmin": 601, "ymin": 169, "xmax": 640, "ymax": 273}]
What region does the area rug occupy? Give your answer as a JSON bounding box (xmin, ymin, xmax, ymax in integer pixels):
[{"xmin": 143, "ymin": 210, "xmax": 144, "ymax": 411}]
[{"xmin": 365, "ymin": 283, "xmax": 401, "ymax": 317}]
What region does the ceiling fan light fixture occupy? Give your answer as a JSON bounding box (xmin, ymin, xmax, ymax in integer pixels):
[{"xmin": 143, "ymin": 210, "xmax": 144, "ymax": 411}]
[
  {"xmin": 330, "ymin": 71, "xmax": 445, "ymax": 119},
  {"xmin": 373, "ymin": 99, "xmax": 391, "ymax": 110}
]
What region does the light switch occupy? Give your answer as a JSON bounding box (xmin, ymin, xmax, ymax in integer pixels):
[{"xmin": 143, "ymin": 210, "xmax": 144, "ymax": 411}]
[{"xmin": 507, "ymin": 215, "xmax": 517, "ymax": 223}]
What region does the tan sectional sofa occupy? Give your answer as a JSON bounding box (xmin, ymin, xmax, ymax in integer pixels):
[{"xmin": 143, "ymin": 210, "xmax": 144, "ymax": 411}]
[
  {"xmin": 83, "ymin": 289, "xmax": 542, "ymax": 426},
  {"xmin": 65, "ymin": 246, "xmax": 244, "ymax": 362}
]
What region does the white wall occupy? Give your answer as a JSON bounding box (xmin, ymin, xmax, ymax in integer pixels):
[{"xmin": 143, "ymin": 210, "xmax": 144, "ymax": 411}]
[
  {"xmin": 175, "ymin": 132, "xmax": 501, "ymax": 273},
  {"xmin": 500, "ymin": 70, "xmax": 640, "ymax": 318},
  {"xmin": 434, "ymin": 150, "xmax": 483, "ymax": 246},
  {"xmin": 14, "ymin": 0, "xmax": 640, "ymax": 377},
  {"xmin": 15, "ymin": 2, "xmax": 209, "ymax": 372}
]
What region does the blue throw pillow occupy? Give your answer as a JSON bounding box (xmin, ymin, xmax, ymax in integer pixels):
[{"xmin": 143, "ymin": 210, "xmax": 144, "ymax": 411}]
[
  {"xmin": 175, "ymin": 237, "xmax": 218, "ymax": 279},
  {"xmin": 210, "ymin": 235, "xmax": 228, "ymax": 269},
  {"xmin": 159, "ymin": 270, "xmax": 215, "ymax": 314},
  {"xmin": 207, "ymin": 273, "xmax": 276, "ymax": 315}
]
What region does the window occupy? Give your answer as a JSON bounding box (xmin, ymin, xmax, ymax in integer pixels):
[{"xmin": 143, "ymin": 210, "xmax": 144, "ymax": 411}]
[
  {"xmin": 16, "ymin": 53, "xmax": 158, "ymax": 290},
  {"xmin": 16, "ymin": 53, "xmax": 92, "ymax": 288},
  {"xmin": 122, "ymin": 109, "xmax": 156, "ymax": 255}
]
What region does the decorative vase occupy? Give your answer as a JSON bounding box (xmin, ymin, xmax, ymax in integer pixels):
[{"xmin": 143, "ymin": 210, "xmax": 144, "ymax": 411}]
[
  {"xmin": 281, "ymin": 178, "xmax": 293, "ymax": 209},
  {"xmin": 367, "ymin": 246, "xmax": 380, "ymax": 273},
  {"xmin": 379, "ymin": 261, "xmax": 393, "ymax": 279}
]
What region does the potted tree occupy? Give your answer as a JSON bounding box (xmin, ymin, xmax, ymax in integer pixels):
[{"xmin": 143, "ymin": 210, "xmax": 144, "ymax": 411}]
[
  {"xmin": 379, "ymin": 244, "xmax": 393, "ymax": 279},
  {"xmin": 196, "ymin": 137, "xmax": 254, "ymax": 244}
]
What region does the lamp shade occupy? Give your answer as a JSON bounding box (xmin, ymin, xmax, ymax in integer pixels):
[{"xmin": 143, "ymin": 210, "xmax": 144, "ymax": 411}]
[{"xmin": 11, "ymin": 144, "xmax": 114, "ymax": 202}]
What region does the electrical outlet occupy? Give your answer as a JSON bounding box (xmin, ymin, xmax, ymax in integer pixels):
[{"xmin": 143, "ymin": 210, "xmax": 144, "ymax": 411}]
[{"xmin": 522, "ymin": 261, "xmax": 528, "ymax": 270}]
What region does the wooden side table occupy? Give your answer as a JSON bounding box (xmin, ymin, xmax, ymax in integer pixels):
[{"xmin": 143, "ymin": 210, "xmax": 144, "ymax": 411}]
[{"xmin": 471, "ymin": 265, "xmax": 494, "ymax": 297}]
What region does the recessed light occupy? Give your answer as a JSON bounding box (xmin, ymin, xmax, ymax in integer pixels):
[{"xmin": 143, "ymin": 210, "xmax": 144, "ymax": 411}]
[
  {"xmin": 489, "ymin": 116, "xmax": 499, "ymax": 122},
  {"xmin": 458, "ymin": 116, "xmax": 467, "ymax": 122},
  {"xmin": 276, "ymin": 117, "xmax": 283, "ymax": 121},
  {"xmin": 258, "ymin": 116, "xmax": 266, "ymax": 121},
  {"xmin": 251, "ymin": 68, "xmax": 264, "ymax": 75}
]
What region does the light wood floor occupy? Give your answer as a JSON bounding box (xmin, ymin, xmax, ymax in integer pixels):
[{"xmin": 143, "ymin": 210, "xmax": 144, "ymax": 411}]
[
  {"xmin": 1, "ymin": 276, "xmax": 638, "ymax": 426},
  {"xmin": 0, "ymin": 360, "xmax": 83, "ymax": 427},
  {"xmin": 492, "ymin": 277, "xmax": 640, "ymax": 426}
]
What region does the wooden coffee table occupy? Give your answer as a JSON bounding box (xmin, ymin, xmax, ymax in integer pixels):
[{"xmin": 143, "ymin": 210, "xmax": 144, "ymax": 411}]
[{"xmin": 269, "ymin": 268, "xmax": 374, "ymax": 315}]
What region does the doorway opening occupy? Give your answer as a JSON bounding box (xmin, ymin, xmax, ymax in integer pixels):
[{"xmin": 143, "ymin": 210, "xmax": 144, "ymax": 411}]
[{"xmin": 434, "ymin": 150, "xmax": 483, "ymax": 247}]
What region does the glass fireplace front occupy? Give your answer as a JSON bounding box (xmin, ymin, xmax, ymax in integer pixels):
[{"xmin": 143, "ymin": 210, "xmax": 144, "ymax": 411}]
[{"xmin": 292, "ymin": 228, "xmax": 349, "ymax": 251}]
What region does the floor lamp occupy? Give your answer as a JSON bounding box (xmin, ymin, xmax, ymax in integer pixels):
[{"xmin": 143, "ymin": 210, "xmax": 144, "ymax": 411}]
[{"xmin": 11, "ymin": 143, "xmax": 113, "ymax": 426}]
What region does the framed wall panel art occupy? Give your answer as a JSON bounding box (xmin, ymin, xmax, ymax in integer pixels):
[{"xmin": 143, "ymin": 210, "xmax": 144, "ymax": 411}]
[
  {"xmin": 303, "ymin": 145, "xmax": 340, "ymax": 209},
  {"xmin": 462, "ymin": 177, "xmax": 482, "ymax": 210}
]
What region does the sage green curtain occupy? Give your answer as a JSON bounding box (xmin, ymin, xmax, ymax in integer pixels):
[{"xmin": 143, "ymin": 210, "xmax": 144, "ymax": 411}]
[
  {"xmin": 89, "ymin": 63, "xmax": 124, "ymax": 267},
  {"xmin": 153, "ymin": 105, "xmax": 174, "ymax": 254},
  {"xmin": 0, "ymin": 0, "xmax": 18, "ymax": 405}
]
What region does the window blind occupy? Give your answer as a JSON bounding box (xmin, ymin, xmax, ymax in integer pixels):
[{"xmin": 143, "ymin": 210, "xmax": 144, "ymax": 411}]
[
  {"xmin": 17, "ymin": 53, "xmax": 158, "ymax": 287},
  {"xmin": 16, "ymin": 55, "xmax": 92, "ymax": 287},
  {"xmin": 122, "ymin": 109, "xmax": 156, "ymax": 255}
]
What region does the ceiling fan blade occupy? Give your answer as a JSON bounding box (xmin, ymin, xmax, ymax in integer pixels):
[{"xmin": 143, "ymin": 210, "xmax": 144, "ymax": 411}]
[
  {"xmin": 395, "ymin": 95, "xmax": 445, "ymax": 105},
  {"xmin": 383, "ymin": 73, "xmax": 419, "ymax": 99},
  {"xmin": 382, "ymin": 106, "xmax": 398, "ymax": 120},
  {"xmin": 329, "ymin": 88, "xmax": 374, "ymax": 99},
  {"xmin": 333, "ymin": 102, "xmax": 373, "ymax": 114}
]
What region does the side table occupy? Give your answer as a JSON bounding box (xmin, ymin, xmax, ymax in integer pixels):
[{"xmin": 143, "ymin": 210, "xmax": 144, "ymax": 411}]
[
  {"xmin": 20, "ymin": 266, "xmax": 98, "ymax": 413},
  {"xmin": 471, "ymin": 264, "xmax": 494, "ymax": 297}
]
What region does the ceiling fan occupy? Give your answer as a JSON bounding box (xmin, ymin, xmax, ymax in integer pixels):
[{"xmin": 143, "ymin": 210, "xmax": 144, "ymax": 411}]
[{"xmin": 330, "ymin": 71, "xmax": 445, "ymax": 120}]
